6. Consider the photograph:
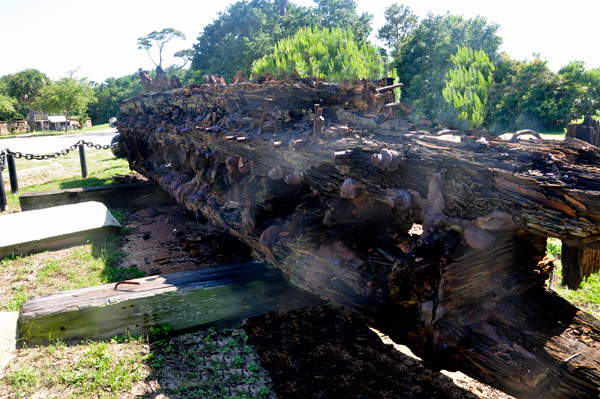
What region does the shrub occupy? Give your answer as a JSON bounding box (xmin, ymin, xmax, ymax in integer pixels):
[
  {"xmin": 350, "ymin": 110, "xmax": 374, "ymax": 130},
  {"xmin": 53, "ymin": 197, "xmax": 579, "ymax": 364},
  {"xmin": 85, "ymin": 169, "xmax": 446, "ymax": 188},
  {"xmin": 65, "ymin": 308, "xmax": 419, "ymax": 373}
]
[{"xmin": 251, "ymin": 26, "xmax": 384, "ymax": 83}]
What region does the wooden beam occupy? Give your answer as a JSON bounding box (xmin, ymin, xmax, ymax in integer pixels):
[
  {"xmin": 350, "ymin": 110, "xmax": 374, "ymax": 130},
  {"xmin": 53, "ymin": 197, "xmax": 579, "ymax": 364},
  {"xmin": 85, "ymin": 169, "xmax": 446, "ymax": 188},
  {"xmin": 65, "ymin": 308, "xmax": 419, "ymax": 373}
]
[
  {"xmin": 19, "ymin": 260, "xmax": 326, "ymax": 345},
  {"xmin": 19, "ymin": 182, "xmax": 174, "ymax": 211}
]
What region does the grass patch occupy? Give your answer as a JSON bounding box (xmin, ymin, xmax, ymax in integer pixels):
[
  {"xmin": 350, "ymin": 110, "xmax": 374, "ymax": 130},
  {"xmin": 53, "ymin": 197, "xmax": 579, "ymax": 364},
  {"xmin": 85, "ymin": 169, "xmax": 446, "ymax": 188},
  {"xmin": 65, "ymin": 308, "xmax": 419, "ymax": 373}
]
[
  {"xmin": 0, "ymin": 234, "xmax": 143, "ymax": 312},
  {"xmin": 0, "ymin": 335, "xmax": 151, "ymax": 399},
  {"xmin": 3, "ymin": 148, "xmax": 130, "ymax": 213},
  {"xmin": 547, "ymin": 238, "xmax": 600, "ymax": 319}
]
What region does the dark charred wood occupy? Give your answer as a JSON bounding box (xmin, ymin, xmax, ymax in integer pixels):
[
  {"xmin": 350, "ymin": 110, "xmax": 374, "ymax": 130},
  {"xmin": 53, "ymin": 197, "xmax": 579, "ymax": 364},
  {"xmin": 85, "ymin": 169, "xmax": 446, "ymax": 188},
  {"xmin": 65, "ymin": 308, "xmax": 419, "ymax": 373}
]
[{"xmin": 116, "ymin": 78, "xmax": 600, "ymax": 398}]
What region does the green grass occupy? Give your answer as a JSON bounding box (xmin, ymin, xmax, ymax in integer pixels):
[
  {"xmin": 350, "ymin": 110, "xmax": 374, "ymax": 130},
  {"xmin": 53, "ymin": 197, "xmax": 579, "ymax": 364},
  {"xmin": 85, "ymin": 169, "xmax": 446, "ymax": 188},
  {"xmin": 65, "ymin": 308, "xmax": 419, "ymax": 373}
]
[
  {"xmin": 547, "ymin": 238, "xmax": 600, "ymax": 319},
  {"xmin": 0, "ymin": 235, "xmax": 144, "ymax": 312},
  {"xmin": 3, "ymin": 148, "xmax": 131, "ymax": 213},
  {"xmin": 3, "ymin": 335, "xmax": 150, "ymax": 399}
]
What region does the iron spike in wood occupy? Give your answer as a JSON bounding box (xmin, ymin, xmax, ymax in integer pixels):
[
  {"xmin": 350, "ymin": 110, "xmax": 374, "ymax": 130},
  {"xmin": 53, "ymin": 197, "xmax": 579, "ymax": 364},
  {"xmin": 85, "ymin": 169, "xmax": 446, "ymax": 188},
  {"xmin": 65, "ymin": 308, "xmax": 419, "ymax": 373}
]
[
  {"xmin": 332, "ymin": 150, "xmax": 353, "ymax": 160},
  {"xmin": 289, "ymin": 139, "xmax": 307, "ymax": 150},
  {"xmin": 257, "ymin": 97, "xmax": 273, "ymax": 134},
  {"xmin": 375, "ymin": 83, "xmax": 404, "ymax": 93},
  {"xmin": 268, "ymin": 139, "xmax": 282, "ymax": 149}
]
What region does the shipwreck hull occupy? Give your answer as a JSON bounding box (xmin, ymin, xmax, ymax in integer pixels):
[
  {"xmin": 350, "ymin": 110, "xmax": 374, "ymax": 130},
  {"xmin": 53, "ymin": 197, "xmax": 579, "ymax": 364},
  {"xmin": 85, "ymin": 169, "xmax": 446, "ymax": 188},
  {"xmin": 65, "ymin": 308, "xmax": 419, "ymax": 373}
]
[{"xmin": 116, "ymin": 78, "xmax": 600, "ymax": 398}]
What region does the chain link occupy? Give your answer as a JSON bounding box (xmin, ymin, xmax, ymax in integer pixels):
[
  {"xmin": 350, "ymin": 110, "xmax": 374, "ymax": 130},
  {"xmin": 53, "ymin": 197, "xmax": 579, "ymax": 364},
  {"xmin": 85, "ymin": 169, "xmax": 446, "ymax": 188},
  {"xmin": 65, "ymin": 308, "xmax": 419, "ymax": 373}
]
[{"xmin": 0, "ymin": 140, "xmax": 119, "ymax": 167}]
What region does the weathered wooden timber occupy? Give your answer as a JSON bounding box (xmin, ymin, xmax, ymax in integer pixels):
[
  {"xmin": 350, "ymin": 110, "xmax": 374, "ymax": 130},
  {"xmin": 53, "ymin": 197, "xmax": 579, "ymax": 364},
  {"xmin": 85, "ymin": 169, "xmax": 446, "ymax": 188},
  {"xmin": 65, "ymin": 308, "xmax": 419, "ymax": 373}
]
[
  {"xmin": 19, "ymin": 182, "xmax": 173, "ymax": 211},
  {"xmin": 562, "ymin": 116, "xmax": 600, "ymax": 289},
  {"xmin": 116, "ymin": 77, "xmax": 600, "ymax": 399},
  {"xmin": 20, "ymin": 260, "xmax": 325, "ymax": 345}
]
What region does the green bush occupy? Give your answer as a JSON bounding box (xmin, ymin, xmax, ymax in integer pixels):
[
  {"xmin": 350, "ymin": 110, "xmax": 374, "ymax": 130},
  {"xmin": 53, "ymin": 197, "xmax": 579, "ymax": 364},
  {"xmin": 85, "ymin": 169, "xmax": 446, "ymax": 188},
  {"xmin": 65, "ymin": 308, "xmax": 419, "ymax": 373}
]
[
  {"xmin": 442, "ymin": 46, "xmax": 494, "ymax": 129},
  {"xmin": 251, "ymin": 26, "xmax": 384, "ymax": 83}
]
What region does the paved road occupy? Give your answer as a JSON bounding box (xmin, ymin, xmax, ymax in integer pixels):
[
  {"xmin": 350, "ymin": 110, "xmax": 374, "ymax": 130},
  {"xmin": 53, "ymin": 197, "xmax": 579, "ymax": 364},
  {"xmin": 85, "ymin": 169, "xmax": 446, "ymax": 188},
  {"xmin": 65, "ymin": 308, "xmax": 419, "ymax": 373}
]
[{"xmin": 0, "ymin": 129, "xmax": 118, "ymax": 155}]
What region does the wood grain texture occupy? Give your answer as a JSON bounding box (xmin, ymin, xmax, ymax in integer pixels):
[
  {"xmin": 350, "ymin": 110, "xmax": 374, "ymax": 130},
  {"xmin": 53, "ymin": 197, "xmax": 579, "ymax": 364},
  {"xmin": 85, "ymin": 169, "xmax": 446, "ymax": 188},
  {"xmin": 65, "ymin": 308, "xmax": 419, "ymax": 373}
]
[
  {"xmin": 19, "ymin": 260, "xmax": 325, "ymax": 345},
  {"xmin": 19, "ymin": 182, "xmax": 174, "ymax": 211},
  {"xmin": 114, "ymin": 78, "xmax": 600, "ymax": 398}
]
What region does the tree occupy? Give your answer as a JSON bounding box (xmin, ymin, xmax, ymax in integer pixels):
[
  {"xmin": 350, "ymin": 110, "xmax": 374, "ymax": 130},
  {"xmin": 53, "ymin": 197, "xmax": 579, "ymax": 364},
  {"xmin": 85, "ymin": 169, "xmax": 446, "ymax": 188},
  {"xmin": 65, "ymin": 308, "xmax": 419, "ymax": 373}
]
[
  {"xmin": 172, "ymin": 49, "xmax": 195, "ymax": 71},
  {"xmin": 394, "ymin": 13, "xmax": 502, "ymax": 127},
  {"xmin": 137, "ymin": 28, "xmax": 187, "ymax": 68},
  {"xmin": 4, "ymin": 69, "xmax": 50, "ymax": 132},
  {"xmin": 377, "ymin": 4, "xmax": 418, "ymax": 59},
  {"xmin": 191, "ymin": 0, "xmax": 373, "ymax": 81},
  {"xmin": 559, "ymin": 61, "xmax": 600, "ymax": 120},
  {"xmin": 442, "ymin": 46, "xmax": 494, "ymax": 129},
  {"xmin": 251, "ymin": 26, "xmax": 383, "ymax": 82},
  {"xmin": 38, "ymin": 75, "xmax": 97, "ymax": 130},
  {"xmin": 484, "ymin": 55, "xmax": 583, "ymax": 133},
  {"xmin": 88, "ymin": 71, "xmax": 145, "ymax": 126},
  {"xmin": 0, "ymin": 78, "xmax": 16, "ymax": 115},
  {"xmin": 311, "ymin": 0, "xmax": 372, "ymax": 45}
]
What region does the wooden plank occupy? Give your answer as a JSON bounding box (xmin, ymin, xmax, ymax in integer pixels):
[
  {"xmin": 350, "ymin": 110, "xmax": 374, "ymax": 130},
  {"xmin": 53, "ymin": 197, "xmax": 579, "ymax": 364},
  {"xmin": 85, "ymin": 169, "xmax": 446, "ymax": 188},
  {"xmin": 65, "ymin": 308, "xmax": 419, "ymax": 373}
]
[
  {"xmin": 19, "ymin": 260, "xmax": 326, "ymax": 345},
  {"xmin": 19, "ymin": 182, "xmax": 174, "ymax": 211}
]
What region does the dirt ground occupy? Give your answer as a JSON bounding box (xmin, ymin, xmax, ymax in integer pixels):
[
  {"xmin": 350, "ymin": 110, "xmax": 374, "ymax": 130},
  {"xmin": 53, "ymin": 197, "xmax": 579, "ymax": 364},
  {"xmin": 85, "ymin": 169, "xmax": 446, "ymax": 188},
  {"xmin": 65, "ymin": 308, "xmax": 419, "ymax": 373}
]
[{"xmin": 115, "ymin": 199, "xmax": 513, "ymax": 398}]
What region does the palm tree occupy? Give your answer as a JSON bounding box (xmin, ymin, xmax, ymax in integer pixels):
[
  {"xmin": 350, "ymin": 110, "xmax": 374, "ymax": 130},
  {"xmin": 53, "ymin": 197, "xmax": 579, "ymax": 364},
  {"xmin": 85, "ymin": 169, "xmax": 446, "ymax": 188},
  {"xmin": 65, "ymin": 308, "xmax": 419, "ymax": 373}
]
[{"xmin": 5, "ymin": 69, "xmax": 50, "ymax": 132}]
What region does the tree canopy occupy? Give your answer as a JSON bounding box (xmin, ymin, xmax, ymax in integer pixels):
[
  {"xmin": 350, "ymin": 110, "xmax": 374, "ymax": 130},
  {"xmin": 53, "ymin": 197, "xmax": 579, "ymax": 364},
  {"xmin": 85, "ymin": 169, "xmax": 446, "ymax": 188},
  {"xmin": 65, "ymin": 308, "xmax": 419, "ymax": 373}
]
[
  {"xmin": 377, "ymin": 4, "xmax": 418, "ymax": 59},
  {"xmin": 137, "ymin": 28, "xmax": 187, "ymax": 68},
  {"xmin": 3, "ymin": 69, "xmax": 50, "ymax": 131},
  {"xmin": 191, "ymin": 0, "xmax": 373, "ymax": 81},
  {"xmin": 393, "ymin": 12, "xmax": 502, "ymax": 127},
  {"xmin": 38, "ymin": 76, "xmax": 97, "ymax": 129},
  {"xmin": 88, "ymin": 71, "xmax": 144, "ymax": 126},
  {"xmin": 251, "ymin": 26, "xmax": 383, "ymax": 82}
]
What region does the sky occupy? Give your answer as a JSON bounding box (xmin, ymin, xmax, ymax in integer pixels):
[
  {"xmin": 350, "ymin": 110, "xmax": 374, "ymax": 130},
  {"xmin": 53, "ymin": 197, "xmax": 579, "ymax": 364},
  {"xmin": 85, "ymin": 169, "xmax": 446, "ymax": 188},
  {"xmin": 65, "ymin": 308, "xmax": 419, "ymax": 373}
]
[{"xmin": 0, "ymin": 0, "xmax": 598, "ymax": 83}]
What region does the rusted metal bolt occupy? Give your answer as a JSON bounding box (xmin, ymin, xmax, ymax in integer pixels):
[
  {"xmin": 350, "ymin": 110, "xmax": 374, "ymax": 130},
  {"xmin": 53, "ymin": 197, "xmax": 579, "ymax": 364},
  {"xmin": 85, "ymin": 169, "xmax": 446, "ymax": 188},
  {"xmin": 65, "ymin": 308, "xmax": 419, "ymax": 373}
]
[
  {"xmin": 332, "ymin": 150, "xmax": 353, "ymax": 160},
  {"xmin": 238, "ymin": 157, "xmax": 252, "ymax": 174},
  {"xmin": 269, "ymin": 139, "xmax": 282, "ymax": 149},
  {"xmin": 371, "ymin": 148, "xmax": 403, "ymax": 170},
  {"xmin": 284, "ymin": 171, "xmax": 303, "ymax": 185},
  {"xmin": 340, "ymin": 178, "xmax": 365, "ymax": 199},
  {"xmin": 387, "ymin": 189, "xmax": 413, "ymax": 210},
  {"xmin": 268, "ymin": 166, "xmax": 285, "ymax": 180},
  {"xmin": 205, "ymin": 151, "xmax": 219, "ymax": 163},
  {"xmin": 289, "ymin": 139, "xmax": 307, "ymax": 150}
]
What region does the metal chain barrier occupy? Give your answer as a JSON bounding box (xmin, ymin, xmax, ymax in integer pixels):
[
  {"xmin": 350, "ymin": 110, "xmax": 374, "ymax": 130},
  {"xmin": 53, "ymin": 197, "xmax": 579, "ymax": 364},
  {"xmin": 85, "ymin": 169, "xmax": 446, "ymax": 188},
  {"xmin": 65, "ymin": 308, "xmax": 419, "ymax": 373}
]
[
  {"xmin": 0, "ymin": 140, "xmax": 119, "ymax": 168},
  {"xmin": 1, "ymin": 140, "xmax": 121, "ymax": 211}
]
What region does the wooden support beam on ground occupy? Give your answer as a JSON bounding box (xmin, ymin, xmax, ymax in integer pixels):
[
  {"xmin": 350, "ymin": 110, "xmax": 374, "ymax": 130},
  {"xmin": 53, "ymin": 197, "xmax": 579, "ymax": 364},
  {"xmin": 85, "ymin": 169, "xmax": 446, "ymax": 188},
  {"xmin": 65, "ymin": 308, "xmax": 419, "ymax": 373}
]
[
  {"xmin": 19, "ymin": 182, "xmax": 174, "ymax": 211},
  {"xmin": 19, "ymin": 260, "xmax": 326, "ymax": 345}
]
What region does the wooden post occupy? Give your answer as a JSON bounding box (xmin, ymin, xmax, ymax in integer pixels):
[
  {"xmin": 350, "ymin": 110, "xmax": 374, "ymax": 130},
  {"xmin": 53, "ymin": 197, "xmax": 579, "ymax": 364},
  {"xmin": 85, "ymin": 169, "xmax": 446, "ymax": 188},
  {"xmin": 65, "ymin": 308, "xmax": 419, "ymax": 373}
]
[{"xmin": 562, "ymin": 116, "xmax": 600, "ymax": 289}]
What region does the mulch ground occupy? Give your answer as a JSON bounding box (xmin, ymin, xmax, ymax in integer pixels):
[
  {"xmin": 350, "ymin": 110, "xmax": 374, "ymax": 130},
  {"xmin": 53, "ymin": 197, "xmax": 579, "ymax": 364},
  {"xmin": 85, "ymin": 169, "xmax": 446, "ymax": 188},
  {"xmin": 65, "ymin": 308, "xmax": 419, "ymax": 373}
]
[{"xmin": 244, "ymin": 306, "xmax": 487, "ymax": 399}]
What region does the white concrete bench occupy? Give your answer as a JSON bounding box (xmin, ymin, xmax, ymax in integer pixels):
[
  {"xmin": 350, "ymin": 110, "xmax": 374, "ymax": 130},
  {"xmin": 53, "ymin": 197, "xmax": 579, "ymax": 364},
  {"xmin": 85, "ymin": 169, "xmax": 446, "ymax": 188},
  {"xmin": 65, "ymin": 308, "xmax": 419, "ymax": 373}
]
[{"xmin": 0, "ymin": 201, "xmax": 121, "ymax": 259}]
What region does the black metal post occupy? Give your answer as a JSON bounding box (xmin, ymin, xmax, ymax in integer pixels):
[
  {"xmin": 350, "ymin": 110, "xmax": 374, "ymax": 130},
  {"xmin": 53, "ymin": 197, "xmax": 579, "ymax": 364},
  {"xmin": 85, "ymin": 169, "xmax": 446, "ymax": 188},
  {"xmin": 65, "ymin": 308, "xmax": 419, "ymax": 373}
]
[
  {"xmin": 7, "ymin": 154, "xmax": 18, "ymax": 194},
  {"xmin": 79, "ymin": 144, "xmax": 88, "ymax": 178},
  {"xmin": 0, "ymin": 169, "xmax": 7, "ymax": 212}
]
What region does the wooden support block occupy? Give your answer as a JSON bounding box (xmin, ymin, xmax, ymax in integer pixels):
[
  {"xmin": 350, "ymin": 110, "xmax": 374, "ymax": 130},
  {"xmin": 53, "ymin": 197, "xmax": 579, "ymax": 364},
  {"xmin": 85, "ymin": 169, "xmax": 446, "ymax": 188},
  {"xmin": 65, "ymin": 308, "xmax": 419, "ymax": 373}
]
[
  {"xmin": 0, "ymin": 201, "xmax": 121, "ymax": 259},
  {"xmin": 19, "ymin": 182, "xmax": 174, "ymax": 212},
  {"xmin": 19, "ymin": 260, "xmax": 326, "ymax": 345}
]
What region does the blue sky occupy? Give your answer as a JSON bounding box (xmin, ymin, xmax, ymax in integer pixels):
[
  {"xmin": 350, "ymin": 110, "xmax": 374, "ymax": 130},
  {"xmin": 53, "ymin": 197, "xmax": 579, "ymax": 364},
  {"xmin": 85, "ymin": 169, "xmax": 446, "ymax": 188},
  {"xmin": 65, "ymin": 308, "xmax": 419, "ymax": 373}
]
[{"xmin": 0, "ymin": 0, "xmax": 598, "ymax": 83}]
